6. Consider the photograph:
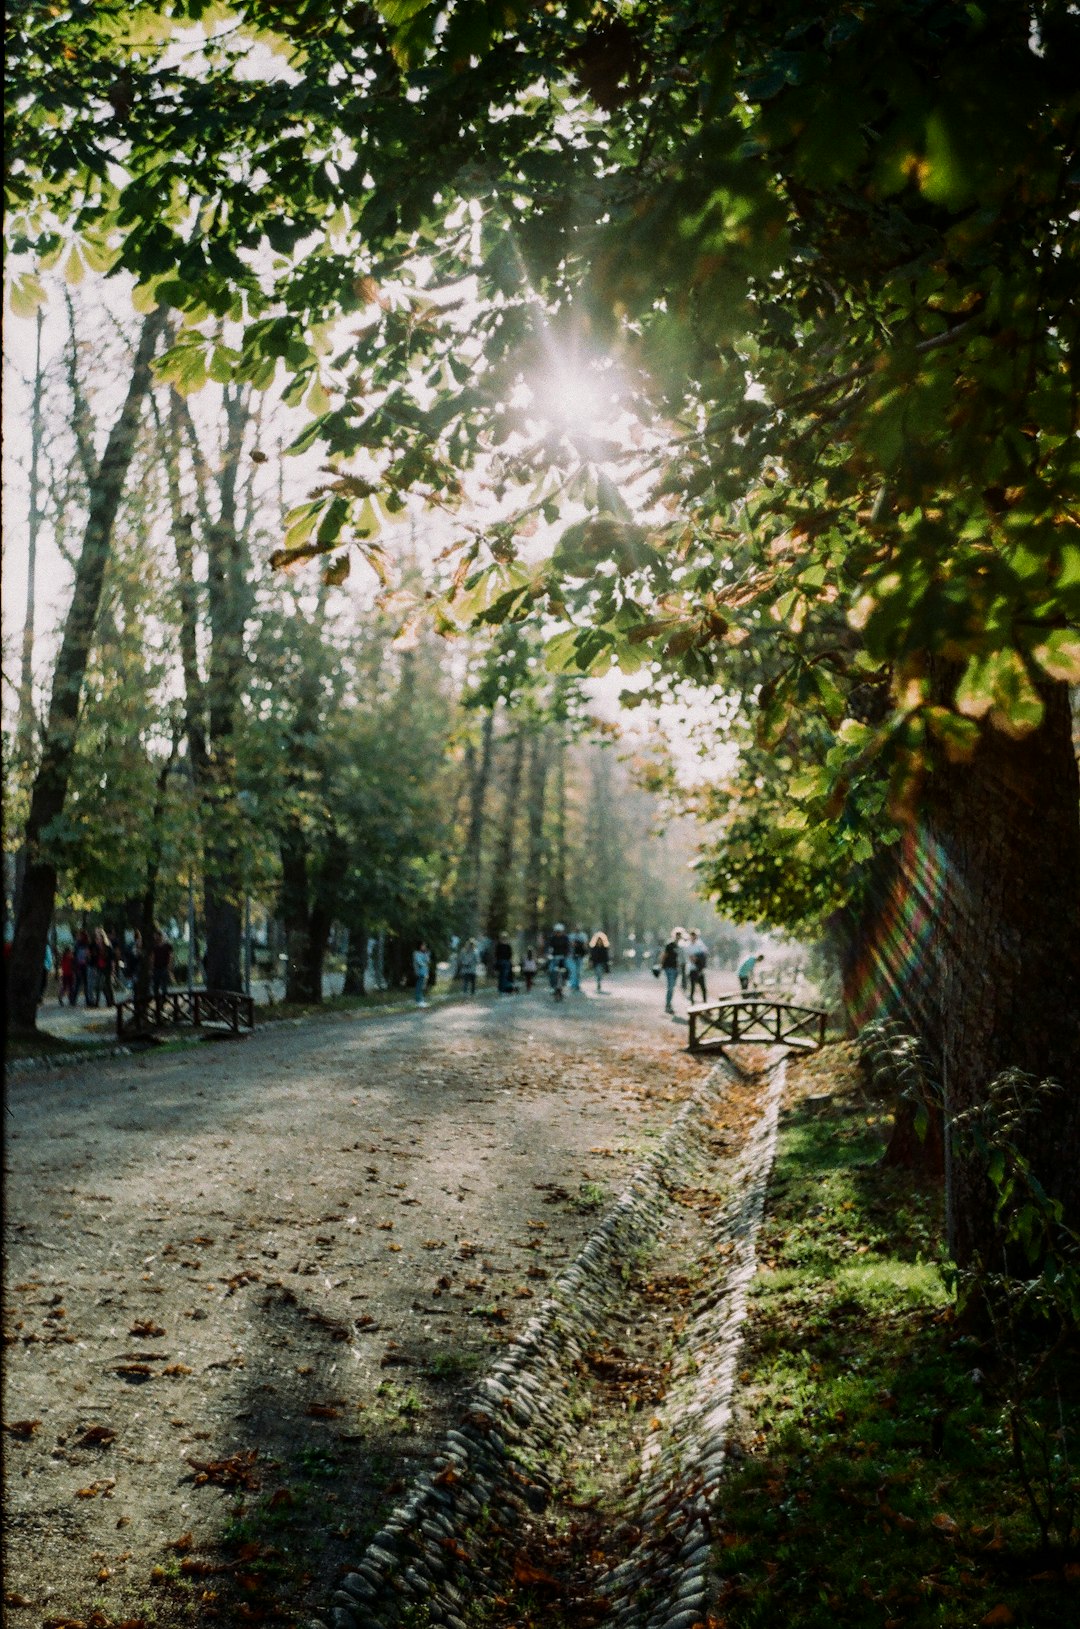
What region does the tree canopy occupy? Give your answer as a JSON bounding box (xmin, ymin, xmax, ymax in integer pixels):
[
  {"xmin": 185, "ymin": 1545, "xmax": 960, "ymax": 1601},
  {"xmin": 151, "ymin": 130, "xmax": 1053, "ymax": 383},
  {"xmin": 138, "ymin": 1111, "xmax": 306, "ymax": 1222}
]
[{"xmin": 6, "ymin": 1, "xmax": 1080, "ymax": 1255}]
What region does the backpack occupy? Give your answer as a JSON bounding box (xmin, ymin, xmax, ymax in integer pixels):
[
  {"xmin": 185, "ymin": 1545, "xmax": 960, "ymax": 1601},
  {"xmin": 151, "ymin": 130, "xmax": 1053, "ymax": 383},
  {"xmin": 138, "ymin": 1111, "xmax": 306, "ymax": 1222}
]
[{"xmin": 692, "ymin": 947, "xmax": 707, "ymax": 969}]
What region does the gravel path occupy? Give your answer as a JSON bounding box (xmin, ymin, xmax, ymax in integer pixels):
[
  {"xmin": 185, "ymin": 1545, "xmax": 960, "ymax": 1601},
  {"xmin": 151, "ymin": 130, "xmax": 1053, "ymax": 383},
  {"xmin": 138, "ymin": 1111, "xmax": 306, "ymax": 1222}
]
[{"xmin": 3, "ymin": 975, "xmax": 711, "ymax": 1627}]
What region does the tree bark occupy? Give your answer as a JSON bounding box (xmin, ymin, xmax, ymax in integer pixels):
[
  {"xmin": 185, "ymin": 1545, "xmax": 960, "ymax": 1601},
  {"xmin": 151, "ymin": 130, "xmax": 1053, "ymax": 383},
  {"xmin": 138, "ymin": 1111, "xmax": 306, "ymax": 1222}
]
[
  {"xmin": 459, "ymin": 706, "xmax": 495, "ymax": 936},
  {"xmin": 135, "ymin": 735, "xmax": 180, "ymax": 1011},
  {"xmin": 342, "ymin": 922, "xmax": 367, "ymax": 996},
  {"xmin": 9, "ymin": 310, "xmax": 47, "ymax": 933},
  {"xmin": 523, "ymin": 731, "xmax": 549, "ymax": 946},
  {"xmin": 279, "ymin": 827, "xmax": 314, "ymax": 1005},
  {"xmin": 485, "ymin": 726, "xmax": 526, "ymax": 940},
  {"xmin": 7, "ymin": 308, "xmax": 166, "ymax": 1033},
  {"xmin": 547, "ymin": 732, "xmax": 571, "ymax": 927},
  {"xmin": 926, "ymin": 680, "xmax": 1080, "ymax": 1266},
  {"xmin": 200, "ymin": 387, "xmax": 251, "ymax": 992}
]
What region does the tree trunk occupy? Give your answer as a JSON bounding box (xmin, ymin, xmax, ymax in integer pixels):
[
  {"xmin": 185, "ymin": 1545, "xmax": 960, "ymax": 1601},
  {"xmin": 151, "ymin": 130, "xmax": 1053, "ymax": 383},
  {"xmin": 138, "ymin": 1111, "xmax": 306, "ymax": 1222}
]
[
  {"xmin": 342, "ymin": 922, "xmax": 367, "ymax": 996},
  {"xmin": 279, "ymin": 827, "xmax": 315, "ymax": 1005},
  {"xmin": 135, "ymin": 736, "xmax": 180, "ymax": 1012},
  {"xmin": 485, "ymin": 727, "xmax": 526, "ymax": 940},
  {"xmin": 926, "ymin": 680, "xmax": 1080, "ymax": 1266},
  {"xmin": 302, "ymin": 838, "xmax": 349, "ymax": 1004},
  {"xmin": 201, "ymin": 387, "xmax": 251, "ymax": 992},
  {"xmin": 523, "ymin": 732, "xmax": 549, "ymax": 946},
  {"xmin": 7, "ymin": 308, "xmax": 166, "ymax": 1033},
  {"xmin": 459, "ymin": 706, "xmax": 495, "ymax": 935},
  {"xmin": 547, "ymin": 732, "xmax": 571, "ymax": 927},
  {"xmin": 10, "ymin": 310, "xmax": 47, "ymax": 931}
]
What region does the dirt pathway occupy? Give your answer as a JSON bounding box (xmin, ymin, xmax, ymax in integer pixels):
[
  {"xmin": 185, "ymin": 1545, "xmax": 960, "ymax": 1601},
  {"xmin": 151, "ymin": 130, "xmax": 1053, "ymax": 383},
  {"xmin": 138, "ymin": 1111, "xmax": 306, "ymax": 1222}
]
[{"xmin": 3, "ymin": 976, "xmax": 707, "ymax": 1628}]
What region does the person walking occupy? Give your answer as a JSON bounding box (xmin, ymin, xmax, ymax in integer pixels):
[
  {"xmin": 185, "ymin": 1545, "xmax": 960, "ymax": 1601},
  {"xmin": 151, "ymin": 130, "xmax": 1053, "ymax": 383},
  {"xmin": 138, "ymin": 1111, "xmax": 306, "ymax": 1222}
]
[
  {"xmin": 521, "ymin": 946, "xmax": 538, "ymax": 992},
  {"xmin": 738, "ymin": 952, "xmax": 765, "ymax": 993},
  {"xmin": 589, "ymin": 931, "xmax": 611, "ymax": 992},
  {"xmin": 413, "ymin": 941, "xmax": 431, "ymax": 1007},
  {"xmin": 458, "ymin": 937, "xmax": 479, "ymax": 996},
  {"xmin": 494, "ymin": 932, "xmax": 515, "ymax": 993},
  {"xmin": 40, "ymin": 941, "xmax": 53, "ymax": 1004},
  {"xmin": 660, "ymin": 933, "xmax": 680, "ymax": 1014},
  {"xmin": 547, "ymin": 922, "xmax": 570, "ymax": 994},
  {"xmin": 687, "ymin": 929, "xmax": 708, "ymax": 1003},
  {"xmin": 568, "ymin": 928, "xmax": 587, "ymax": 992},
  {"xmin": 72, "ymin": 930, "xmax": 91, "ymax": 1006},
  {"xmin": 59, "ymin": 944, "xmax": 75, "ymax": 1005}
]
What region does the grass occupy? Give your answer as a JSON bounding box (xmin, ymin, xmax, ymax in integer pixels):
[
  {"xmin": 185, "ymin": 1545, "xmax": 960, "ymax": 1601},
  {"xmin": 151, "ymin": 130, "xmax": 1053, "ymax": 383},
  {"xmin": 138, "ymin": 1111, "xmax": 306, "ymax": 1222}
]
[{"xmin": 712, "ymin": 1050, "xmax": 1078, "ymax": 1629}]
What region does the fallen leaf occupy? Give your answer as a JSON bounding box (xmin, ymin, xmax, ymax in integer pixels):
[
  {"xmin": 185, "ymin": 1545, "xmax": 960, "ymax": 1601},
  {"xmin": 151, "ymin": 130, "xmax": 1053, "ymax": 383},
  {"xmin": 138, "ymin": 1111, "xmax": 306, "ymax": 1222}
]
[
  {"xmin": 162, "ymin": 1363, "xmax": 193, "ymax": 1377},
  {"xmin": 980, "ymin": 1609, "xmax": 1015, "ymax": 1627},
  {"xmin": 129, "ymin": 1321, "xmax": 166, "ymax": 1338},
  {"xmin": 165, "ymin": 1532, "xmax": 194, "ymax": 1552},
  {"xmin": 512, "ymin": 1556, "xmax": 560, "ymax": 1587},
  {"xmin": 307, "ymin": 1402, "xmax": 341, "ymax": 1419},
  {"xmin": 932, "ymin": 1512, "xmax": 960, "ymax": 1535},
  {"xmin": 77, "ymin": 1425, "xmax": 117, "ymax": 1448},
  {"xmin": 3, "ymin": 1419, "xmax": 42, "ymax": 1439},
  {"xmin": 187, "ymin": 1451, "xmax": 260, "ymax": 1491}
]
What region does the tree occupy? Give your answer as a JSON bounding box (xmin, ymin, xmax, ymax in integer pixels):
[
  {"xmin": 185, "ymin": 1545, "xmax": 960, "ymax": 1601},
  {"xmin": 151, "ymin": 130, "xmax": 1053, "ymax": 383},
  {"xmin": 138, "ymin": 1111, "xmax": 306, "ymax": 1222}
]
[
  {"xmin": 6, "ymin": 1, "xmax": 1078, "ymax": 1261},
  {"xmin": 7, "ymin": 309, "xmax": 166, "ymax": 1032}
]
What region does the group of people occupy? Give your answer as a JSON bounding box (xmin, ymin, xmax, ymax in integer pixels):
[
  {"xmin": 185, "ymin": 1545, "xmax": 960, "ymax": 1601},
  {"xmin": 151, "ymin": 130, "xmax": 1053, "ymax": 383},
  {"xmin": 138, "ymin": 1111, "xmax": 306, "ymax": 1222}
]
[
  {"xmin": 50, "ymin": 927, "xmax": 173, "ymax": 1007},
  {"xmin": 429, "ymin": 928, "xmax": 613, "ymax": 1004},
  {"xmin": 657, "ymin": 929, "xmax": 767, "ymax": 1014}
]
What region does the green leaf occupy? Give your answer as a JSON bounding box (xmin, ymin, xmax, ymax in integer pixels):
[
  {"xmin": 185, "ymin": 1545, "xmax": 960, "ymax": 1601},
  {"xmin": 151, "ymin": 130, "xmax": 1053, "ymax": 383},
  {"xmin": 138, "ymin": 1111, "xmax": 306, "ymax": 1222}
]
[
  {"xmin": 1031, "ymin": 630, "xmax": 1080, "ymax": 684},
  {"xmin": 8, "ymin": 273, "xmax": 45, "ymax": 318}
]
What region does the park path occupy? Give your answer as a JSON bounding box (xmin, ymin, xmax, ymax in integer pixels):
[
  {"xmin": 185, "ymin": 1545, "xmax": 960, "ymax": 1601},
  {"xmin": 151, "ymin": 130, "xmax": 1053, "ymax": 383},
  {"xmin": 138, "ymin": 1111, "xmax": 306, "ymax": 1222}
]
[{"xmin": 3, "ymin": 972, "xmax": 733, "ymax": 1627}]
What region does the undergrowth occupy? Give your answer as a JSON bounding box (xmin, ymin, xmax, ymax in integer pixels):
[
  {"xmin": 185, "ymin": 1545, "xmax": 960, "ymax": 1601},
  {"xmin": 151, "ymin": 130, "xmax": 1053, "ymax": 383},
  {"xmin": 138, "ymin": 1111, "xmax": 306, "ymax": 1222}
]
[{"xmin": 714, "ymin": 1045, "xmax": 1078, "ymax": 1628}]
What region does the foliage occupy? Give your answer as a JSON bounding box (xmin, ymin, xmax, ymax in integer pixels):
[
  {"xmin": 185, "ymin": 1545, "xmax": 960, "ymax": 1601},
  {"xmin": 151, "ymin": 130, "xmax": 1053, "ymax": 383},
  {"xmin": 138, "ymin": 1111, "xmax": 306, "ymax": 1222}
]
[
  {"xmin": 719, "ymin": 1049, "xmax": 1078, "ymax": 1627},
  {"xmin": 8, "ymin": 1, "xmax": 1077, "ymax": 966}
]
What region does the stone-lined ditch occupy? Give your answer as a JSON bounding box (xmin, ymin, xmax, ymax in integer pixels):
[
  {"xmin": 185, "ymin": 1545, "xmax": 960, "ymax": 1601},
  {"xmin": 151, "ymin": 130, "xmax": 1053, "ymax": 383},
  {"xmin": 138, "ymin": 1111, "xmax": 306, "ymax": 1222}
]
[{"xmin": 313, "ymin": 1049, "xmax": 785, "ymax": 1629}]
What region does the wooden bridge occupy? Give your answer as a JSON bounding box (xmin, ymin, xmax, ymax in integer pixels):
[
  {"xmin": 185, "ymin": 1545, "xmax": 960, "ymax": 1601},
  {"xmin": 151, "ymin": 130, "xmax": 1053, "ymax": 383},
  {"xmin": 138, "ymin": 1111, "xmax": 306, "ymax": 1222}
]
[
  {"xmin": 116, "ymin": 988, "xmax": 255, "ymax": 1039},
  {"xmin": 687, "ymin": 996, "xmax": 827, "ymax": 1054}
]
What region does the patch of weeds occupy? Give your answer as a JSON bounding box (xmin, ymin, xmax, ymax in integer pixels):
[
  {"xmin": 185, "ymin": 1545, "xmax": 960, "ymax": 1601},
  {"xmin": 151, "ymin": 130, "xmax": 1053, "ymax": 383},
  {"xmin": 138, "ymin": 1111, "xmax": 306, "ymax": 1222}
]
[
  {"xmin": 423, "ymin": 1346, "xmax": 484, "ymax": 1381},
  {"xmin": 372, "ymin": 1377, "xmax": 424, "ymax": 1430},
  {"xmin": 297, "ymin": 1445, "xmax": 340, "ymax": 1478},
  {"xmin": 714, "ymin": 1068, "xmax": 1078, "ymax": 1629},
  {"xmin": 571, "ymin": 1180, "xmax": 608, "ymax": 1213}
]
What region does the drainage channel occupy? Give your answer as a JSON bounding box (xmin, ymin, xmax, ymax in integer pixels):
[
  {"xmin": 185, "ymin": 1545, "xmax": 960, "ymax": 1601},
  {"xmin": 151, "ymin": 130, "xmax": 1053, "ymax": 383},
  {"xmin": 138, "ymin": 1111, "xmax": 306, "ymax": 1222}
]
[{"xmin": 313, "ymin": 1050, "xmax": 786, "ymax": 1629}]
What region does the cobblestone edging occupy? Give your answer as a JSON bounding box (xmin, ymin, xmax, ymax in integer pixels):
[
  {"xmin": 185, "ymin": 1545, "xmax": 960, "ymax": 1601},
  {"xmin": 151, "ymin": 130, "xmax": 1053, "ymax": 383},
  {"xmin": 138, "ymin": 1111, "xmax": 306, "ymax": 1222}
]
[
  {"xmin": 602, "ymin": 1056, "xmax": 786, "ymax": 1629},
  {"xmin": 309, "ymin": 1052, "xmax": 786, "ymax": 1629},
  {"xmin": 5, "ymin": 1044, "xmax": 136, "ymax": 1077}
]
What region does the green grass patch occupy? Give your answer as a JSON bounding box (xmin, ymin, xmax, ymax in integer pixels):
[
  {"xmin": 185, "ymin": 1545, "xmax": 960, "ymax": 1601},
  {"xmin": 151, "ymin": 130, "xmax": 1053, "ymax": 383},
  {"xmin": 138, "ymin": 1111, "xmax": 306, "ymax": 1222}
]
[{"xmin": 715, "ymin": 1061, "xmax": 1078, "ymax": 1628}]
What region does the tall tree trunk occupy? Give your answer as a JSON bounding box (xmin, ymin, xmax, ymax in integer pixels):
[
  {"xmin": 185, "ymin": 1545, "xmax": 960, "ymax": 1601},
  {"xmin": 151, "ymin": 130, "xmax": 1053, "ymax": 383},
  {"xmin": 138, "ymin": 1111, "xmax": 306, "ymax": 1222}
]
[
  {"xmin": 926, "ymin": 680, "xmax": 1080, "ymax": 1266},
  {"xmin": 523, "ymin": 731, "xmax": 549, "ymax": 945},
  {"xmin": 201, "ymin": 387, "xmax": 250, "ymax": 991},
  {"xmin": 280, "ymin": 853, "xmax": 313, "ymax": 1004},
  {"xmin": 342, "ymin": 921, "xmax": 368, "ymax": 996},
  {"xmin": 459, "ymin": 706, "xmax": 495, "ymax": 935},
  {"xmin": 547, "ymin": 732, "xmax": 571, "ymax": 928},
  {"xmin": 10, "ymin": 311, "xmax": 47, "ymax": 932},
  {"xmin": 7, "ymin": 308, "xmax": 166, "ymax": 1033},
  {"xmin": 135, "ymin": 734, "xmax": 180, "ymax": 1012},
  {"xmin": 301, "ymin": 836, "xmax": 349, "ymax": 1004},
  {"xmin": 485, "ymin": 727, "xmax": 526, "ymax": 940},
  {"xmin": 162, "ymin": 393, "xmax": 208, "ymax": 782}
]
